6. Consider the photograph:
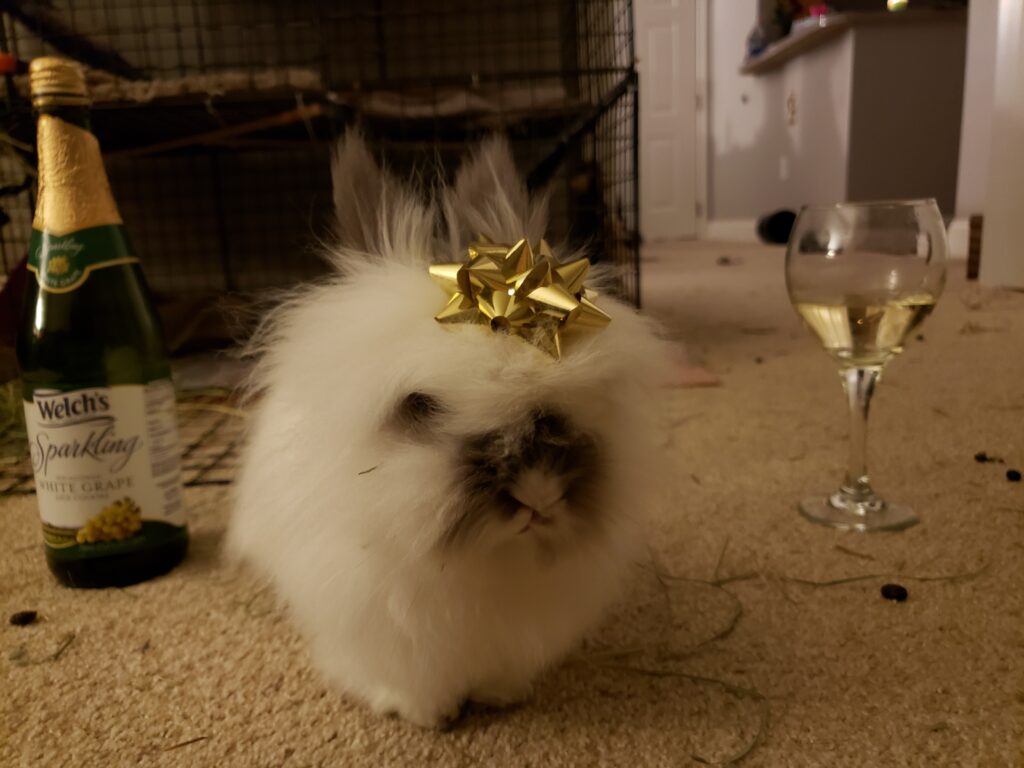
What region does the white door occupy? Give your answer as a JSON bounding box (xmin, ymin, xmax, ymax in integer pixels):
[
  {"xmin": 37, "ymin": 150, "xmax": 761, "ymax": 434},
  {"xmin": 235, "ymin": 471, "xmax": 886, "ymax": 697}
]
[{"xmin": 635, "ymin": 0, "xmax": 702, "ymax": 241}]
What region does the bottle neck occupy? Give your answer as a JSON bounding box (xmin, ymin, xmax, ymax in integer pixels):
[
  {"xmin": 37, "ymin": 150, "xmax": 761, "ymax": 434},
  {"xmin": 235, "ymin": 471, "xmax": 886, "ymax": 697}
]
[
  {"xmin": 34, "ymin": 103, "xmax": 91, "ymax": 131},
  {"xmin": 33, "ymin": 103, "xmax": 122, "ymax": 236}
]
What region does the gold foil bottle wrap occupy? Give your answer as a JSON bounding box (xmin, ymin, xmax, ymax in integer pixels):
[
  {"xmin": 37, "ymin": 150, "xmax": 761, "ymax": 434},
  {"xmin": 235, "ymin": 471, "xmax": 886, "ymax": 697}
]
[
  {"xmin": 33, "ymin": 115, "xmax": 122, "ymax": 235},
  {"xmin": 29, "ymin": 57, "xmax": 90, "ymax": 108},
  {"xmin": 30, "ymin": 57, "xmax": 120, "ymax": 234}
]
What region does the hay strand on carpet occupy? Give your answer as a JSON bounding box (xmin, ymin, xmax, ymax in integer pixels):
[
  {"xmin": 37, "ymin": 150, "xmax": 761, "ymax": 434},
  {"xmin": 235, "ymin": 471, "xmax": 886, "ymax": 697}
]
[
  {"xmin": 782, "ymin": 561, "xmax": 989, "ymax": 588},
  {"xmin": 580, "ymin": 589, "xmax": 744, "ymax": 665},
  {"xmin": 832, "ymin": 543, "xmax": 876, "ymax": 561},
  {"xmin": 585, "ymin": 556, "xmax": 990, "ymax": 762},
  {"xmin": 712, "ymin": 536, "xmax": 730, "ymax": 582},
  {"xmin": 51, "ymin": 631, "xmax": 76, "ymax": 661},
  {"xmin": 600, "ymin": 662, "xmax": 768, "ymax": 767},
  {"xmin": 577, "ymin": 559, "xmax": 764, "ymax": 762},
  {"xmin": 163, "ymin": 735, "xmax": 209, "ymax": 751},
  {"xmin": 8, "ymin": 631, "xmax": 76, "ymax": 666},
  {"xmin": 713, "ymin": 572, "xmax": 760, "ymax": 587}
]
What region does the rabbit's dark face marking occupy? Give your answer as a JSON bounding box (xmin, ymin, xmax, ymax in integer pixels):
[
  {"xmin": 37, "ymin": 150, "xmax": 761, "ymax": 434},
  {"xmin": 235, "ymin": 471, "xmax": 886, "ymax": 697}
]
[{"xmin": 442, "ymin": 408, "xmax": 601, "ymax": 553}]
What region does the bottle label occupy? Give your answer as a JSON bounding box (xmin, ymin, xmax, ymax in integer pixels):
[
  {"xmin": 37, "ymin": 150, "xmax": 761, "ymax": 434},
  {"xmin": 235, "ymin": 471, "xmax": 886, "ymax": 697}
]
[
  {"xmin": 28, "ymin": 225, "xmax": 139, "ymax": 293},
  {"xmin": 23, "ymin": 380, "xmax": 186, "ymax": 555}
]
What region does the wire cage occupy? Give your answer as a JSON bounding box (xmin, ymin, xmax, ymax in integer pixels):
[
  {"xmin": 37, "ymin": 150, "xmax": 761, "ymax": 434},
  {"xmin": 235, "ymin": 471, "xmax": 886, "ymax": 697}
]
[{"xmin": 0, "ymin": 0, "xmax": 640, "ymax": 304}]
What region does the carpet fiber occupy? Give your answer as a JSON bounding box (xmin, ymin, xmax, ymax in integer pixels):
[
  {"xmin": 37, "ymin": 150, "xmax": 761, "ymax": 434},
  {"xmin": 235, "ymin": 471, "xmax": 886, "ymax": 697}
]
[{"xmin": 3, "ymin": 242, "xmax": 1022, "ymax": 767}]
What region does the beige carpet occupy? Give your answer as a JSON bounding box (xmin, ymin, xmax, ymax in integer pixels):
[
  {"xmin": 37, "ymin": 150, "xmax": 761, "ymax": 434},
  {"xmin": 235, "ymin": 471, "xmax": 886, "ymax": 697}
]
[{"xmin": 3, "ymin": 242, "xmax": 1022, "ymax": 767}]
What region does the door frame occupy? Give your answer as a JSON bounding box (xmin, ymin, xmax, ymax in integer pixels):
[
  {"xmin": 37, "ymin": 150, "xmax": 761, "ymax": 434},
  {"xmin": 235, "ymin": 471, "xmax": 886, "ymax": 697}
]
[
  {"xmin": 694, "ymin": 0, "xmax": 709, "ymax": 239},
  {"xmin": 633, "ymin": 0, "xmax": 709, "ymax": 241}
]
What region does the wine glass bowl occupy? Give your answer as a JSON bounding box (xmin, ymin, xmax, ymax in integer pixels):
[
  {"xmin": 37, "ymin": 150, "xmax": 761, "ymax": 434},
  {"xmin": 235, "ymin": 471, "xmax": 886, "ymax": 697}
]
[{"xmin": 786, "ymin": 199, "xmax": 947, "ymax": 532}]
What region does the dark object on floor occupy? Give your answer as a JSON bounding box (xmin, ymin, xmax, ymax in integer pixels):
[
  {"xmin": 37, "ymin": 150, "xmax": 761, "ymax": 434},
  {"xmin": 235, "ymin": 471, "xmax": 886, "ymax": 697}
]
[
  {"xmin": 881, "ymin": 584, "xmax": 908, "ymax": 602},
  {"xmin": 757, "ymin": 209, "xmax": 797, "ymax": 244},
  {"xmin": 974, "ymin": 451, "xmax": 1004, "ymax": 464},
  {"xmin": 9, "ymin": 610, "xmax": 38, "ymax": 626},
  {"xmin": 715, "ymin": 255, "xmax": 739, "ymax": 266},
  {"xmin": 1007, "ymin": 469, "xmax": 1022, "ymax": 482}
]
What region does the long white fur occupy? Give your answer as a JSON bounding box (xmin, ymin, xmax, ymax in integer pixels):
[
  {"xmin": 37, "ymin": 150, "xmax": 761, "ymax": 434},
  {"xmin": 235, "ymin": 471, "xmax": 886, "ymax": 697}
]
[{"xmin": 227, "ymin": 132, "xmax": 674, "ymax": 727}]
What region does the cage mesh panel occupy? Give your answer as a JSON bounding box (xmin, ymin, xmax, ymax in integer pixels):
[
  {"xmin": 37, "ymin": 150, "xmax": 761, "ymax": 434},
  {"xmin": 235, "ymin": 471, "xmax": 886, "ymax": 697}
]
[{"xmin": 0, "ymin": 0, "xmax": 638, "ymax": 302}]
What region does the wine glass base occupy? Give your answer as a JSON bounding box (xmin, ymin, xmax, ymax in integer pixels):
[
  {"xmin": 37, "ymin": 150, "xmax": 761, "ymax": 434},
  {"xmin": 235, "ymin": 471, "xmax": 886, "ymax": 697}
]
[{"xmin": 798, "ymin": 496, "xmax": 919, "ymax": 532}]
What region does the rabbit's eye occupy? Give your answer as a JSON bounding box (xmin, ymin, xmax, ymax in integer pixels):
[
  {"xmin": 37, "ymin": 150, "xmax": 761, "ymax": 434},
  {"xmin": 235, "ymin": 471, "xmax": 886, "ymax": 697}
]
[{"xmin": 392, "ymin": 391, "xmax": 446, "ymax": 434}]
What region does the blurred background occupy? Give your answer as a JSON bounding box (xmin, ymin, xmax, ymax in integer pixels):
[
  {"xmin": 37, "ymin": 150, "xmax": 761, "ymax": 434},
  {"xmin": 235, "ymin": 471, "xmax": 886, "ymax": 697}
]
[
  {"xmin": 0, "ymin": 1, "xmax": 1012, "ymax": 336},
  {"xmin": 0, "ymin": 0, "xmax": 640, "ymax": 315},
  {"xmin": 0, "ymin": 0, "xmax": 1017, "ymax": 489}
]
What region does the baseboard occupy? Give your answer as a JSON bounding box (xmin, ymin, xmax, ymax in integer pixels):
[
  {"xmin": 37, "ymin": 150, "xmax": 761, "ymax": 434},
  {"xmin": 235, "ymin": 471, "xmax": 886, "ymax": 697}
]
[
  {"xmin": 705, "ymin": 217, "xmax": 968, "ymax": 253},
  {"xmin": 947, "ymin": 217, "xmax": 969, "ymax": 260},
  {"xmin": 707, "ymin": 217, "xmax": 971, "ymax": 255},
  {"xmin": 705, "ymin": 219, "xmax": 760, "ymax": 243}
]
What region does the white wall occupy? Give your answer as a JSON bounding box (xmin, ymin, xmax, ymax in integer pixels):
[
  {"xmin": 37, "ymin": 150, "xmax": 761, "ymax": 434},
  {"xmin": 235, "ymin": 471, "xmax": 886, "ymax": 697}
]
[
  {"xmin": 978, "ymin": 0, "xmax": 1024, "ymax": 287},
  {"xmin": 956, "ymin": 0, "xmax": 999, "ymax": 217},
  {"xmin": 780, "ymin": 34, "xmax": 853, "ymax": 210},
  {"xmin": 707, "ymin": 1, "xmax": 853, "ymax": 220},
  {"xmin": 707, "ymin": 0, "xmax": 772, "ymax": 220},
  {"xmin": 710, "ymin": 1, "xmax": 985, "ymax": 227}
]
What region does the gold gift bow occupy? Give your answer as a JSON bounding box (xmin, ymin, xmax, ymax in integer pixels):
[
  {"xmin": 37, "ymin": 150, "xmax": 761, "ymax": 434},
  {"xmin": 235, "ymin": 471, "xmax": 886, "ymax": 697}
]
[{"xmin": 429, "ymin": 237, "xmax": 611, "ymax": 360}]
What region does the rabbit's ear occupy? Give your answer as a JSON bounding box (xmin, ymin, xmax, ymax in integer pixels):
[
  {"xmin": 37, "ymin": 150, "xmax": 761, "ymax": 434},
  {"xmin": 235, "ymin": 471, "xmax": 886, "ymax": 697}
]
[
  {"xmin": 331, "ymin": 128, "xmax": 389, "ymax": 253},
  {"xmin": 442, "ymin": 135, "xmax": 548, "ymax": 254},
  {"xmin": 331, "ymin": 129, "xmax": 434, "ymax": 265}
]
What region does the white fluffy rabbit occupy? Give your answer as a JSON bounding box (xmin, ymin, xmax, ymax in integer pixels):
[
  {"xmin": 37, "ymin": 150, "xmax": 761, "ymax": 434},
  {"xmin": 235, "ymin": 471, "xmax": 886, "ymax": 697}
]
[{"xmin": 227, "ymin": 132, "xmax": 673, "ymax": 727}]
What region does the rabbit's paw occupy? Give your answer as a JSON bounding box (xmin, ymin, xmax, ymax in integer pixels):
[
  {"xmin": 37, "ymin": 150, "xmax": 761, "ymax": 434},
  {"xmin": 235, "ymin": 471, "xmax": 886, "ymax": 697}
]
[{"xmin": 368, "ymin": 688, "xmax": 465, "ymax": 730}]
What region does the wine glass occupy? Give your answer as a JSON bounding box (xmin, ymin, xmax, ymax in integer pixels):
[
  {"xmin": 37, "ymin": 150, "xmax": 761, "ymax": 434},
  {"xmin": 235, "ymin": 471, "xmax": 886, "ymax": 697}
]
[{"xmin": 786, "ymin": 199, "xmax": 947, "ymax": 532}]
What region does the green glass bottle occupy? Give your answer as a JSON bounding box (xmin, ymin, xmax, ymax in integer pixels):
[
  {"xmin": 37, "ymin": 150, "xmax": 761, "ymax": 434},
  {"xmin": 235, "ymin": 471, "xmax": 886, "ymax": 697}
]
[{"xmin": 17, "ymin": 57, "xmax": 188, "ymax": 588}]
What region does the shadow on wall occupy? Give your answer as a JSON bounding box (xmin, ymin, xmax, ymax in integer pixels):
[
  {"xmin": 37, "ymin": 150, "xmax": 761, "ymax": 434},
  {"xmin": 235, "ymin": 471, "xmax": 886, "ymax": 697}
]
[
  {"xmin": 709, "ymin": 4, "xmax": 967, "ymax": 225},
  {"xmin": 708, "ymin": 25, "xmax": 848, "ymax": 224},
  {"xmin": 710, "ymin": 76, "xmax": 847, "ymax": 219}
]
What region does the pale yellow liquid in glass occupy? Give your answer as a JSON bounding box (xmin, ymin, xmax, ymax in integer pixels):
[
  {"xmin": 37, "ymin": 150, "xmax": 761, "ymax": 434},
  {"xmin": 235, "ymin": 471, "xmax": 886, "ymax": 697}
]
[{"xmin": 794, "ymin": 295, "xmax": 936, "ymax": 366}]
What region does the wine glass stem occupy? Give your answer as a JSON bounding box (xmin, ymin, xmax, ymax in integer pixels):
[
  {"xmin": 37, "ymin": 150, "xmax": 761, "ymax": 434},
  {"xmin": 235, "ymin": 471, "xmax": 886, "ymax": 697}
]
[{"xmin": 839, "ymin": 365, "xmax": 882, "ymax": 503}]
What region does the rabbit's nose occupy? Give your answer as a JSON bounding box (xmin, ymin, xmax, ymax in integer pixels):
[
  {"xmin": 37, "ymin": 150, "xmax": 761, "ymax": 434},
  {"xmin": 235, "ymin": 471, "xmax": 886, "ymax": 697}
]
[{"xmin": 509, "ymin": 467, "xmax": 566, "ymax": 515}]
